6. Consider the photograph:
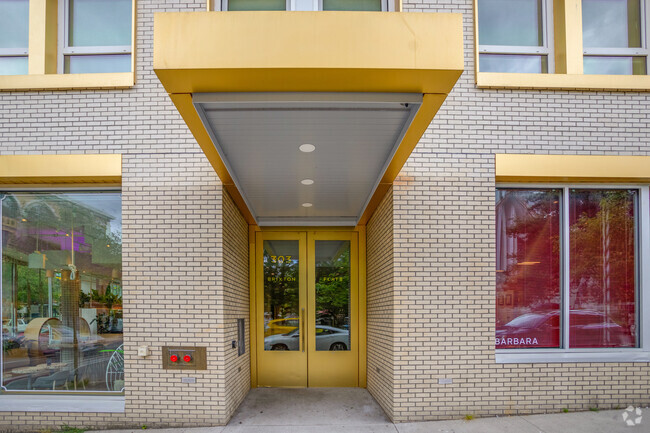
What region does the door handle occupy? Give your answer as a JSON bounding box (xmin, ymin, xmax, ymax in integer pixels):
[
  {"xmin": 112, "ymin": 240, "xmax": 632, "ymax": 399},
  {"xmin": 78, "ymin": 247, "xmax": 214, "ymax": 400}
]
[{"xmin": 301, "ymin": 307, "xmax": 305, "ymax": 352}]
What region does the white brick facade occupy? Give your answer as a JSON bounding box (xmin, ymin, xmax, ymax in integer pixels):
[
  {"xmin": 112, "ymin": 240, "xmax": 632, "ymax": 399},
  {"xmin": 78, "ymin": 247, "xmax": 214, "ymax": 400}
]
[{"xmin": 1, "ymin": 0, "xmax": 649, "ymax": 429}]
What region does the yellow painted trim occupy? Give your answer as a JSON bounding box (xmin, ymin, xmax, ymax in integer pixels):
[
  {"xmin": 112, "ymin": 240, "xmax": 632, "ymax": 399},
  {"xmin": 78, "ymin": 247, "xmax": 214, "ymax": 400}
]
[
  {"xmin": 168, "ymin": 93, "xmax": 256, "ymax": 224},
  {"xmin": 28, "ymin": 0, "xmax": 58, "ymax": 75},
  {"xmin": 356, "ymin": 94, "xmax": 445, "ymax": 226},
  {"xmin": 0, "ymin": 73, "xmax": 134, "ymax": 91},
  {"xmin": 154, "ymin": 12, "xmax": 463, "ymax": 95},
  {"xmin": 477, "ymin": 72, "xmax": 650, "ymax": 91},
  {"xmin": 249, "ymin": 225, "xmax": 258, "ymax": 388},
  {"xmin": 0, "ymin": 154, "xmax": 122, "ymax": 184},
  {"xmin": 553, "ymin": 0, "xmax": 583, "ymax": 74},
  {"xmin": 496, "ymin": 154, "xmax": 650, "ymax": 183},
  {"xmin": 357, "ymin": 225, "xmax": 367, "ymax": 388},
  {"xmin": 1, "ymin": 0, "xmax": 136, "ymax": 91}
]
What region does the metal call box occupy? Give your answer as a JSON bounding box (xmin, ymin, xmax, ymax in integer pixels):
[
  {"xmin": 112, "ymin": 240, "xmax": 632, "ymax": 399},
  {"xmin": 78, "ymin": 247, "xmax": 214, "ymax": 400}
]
[{"xmin": 162, "ymin": 346, "xmax": 207, "ymax": 370}]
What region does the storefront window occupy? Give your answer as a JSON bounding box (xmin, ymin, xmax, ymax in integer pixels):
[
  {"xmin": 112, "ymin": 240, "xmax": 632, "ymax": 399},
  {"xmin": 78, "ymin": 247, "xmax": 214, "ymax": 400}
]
[
  {"xmin": 1, "ymin": 191, "xmax": 122, "ymax": 392},
  {"xmin": 495, "ymin": 189, "xmax": 561, "ymax": 348},
  {"xmin": 496, "ymin": 187, "xmax": 638, "ymax": 350},
  {"xmin": 569, "ymin": 189, "xmax": 637, "ymax": 348}
]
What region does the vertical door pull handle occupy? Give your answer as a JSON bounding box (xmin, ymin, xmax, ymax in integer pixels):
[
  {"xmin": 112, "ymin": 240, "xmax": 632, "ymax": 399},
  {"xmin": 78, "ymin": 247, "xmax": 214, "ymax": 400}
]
[{"xmin": 301, "ymin": 307, "xmax": 306, "ymax": 352}]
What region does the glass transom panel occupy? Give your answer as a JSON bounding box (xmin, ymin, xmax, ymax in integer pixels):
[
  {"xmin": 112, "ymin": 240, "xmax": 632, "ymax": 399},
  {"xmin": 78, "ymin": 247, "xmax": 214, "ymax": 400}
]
[
  {"xmin": 0, "ymin": 0, "xmax": 29, "ymax": 49},
  {"xmin": 478, "ymin": 0, "xmax": 544, "ymax": 47},
  {"xmin": 582, "ymin": 0, "xmax": 642, "ymax": 48},
  {"xmin": 68, "ymin": 0, "xmax": 132, "ymax": 47}
]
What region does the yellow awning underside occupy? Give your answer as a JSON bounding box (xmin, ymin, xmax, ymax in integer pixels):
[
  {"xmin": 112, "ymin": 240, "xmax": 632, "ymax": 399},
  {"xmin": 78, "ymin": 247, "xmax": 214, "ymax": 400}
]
[{"xmin": 153, "ymin": 11, "xmax": 464, "ymax": 225}]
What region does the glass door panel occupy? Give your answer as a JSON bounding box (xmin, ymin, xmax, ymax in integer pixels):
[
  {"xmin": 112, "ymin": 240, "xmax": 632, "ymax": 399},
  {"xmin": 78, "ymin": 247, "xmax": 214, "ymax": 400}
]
[
  {"xmin": 263, "ymin": 240, "xmax": 300, "ymax": 351},
  {"xmin": 255, "ymin": 231, "xmax": 358, "ymax": 388},
  {"xmin": 256, "ymin": 232, "xmax": 307, "ymax": 387},
  {"xmin": 308, "ymin": 232, "xmax": 358, "ymax": 387},
  {"xmin": 314, "ymin": 240, "xmax": 351, "ymax": 351}
]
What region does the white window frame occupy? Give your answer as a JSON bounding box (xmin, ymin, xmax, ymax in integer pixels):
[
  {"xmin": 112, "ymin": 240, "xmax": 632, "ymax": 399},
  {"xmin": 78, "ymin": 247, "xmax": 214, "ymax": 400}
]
[
  {"xmin": 57, "ymin": 0, "xmax": 132, "ymax": 74},
  {"xmin": 216, "ymin": 0, "xmax": 390, "ymax": 12},
  {"xmin": 477, "ymin": 0, "xmax": 555, "ymax": 73},
  {"xmin": 582, "ymin": 0, "xmax": 650, "ymax": 74},
  {"xmin": 495, "ymin": 184, "xmax": 650, "ymax": 363}
]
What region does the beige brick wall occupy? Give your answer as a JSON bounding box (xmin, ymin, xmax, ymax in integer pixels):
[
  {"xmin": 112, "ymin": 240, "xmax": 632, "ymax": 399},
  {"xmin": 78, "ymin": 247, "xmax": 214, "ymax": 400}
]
[
  {"xmin": 366, "ymin": 187, "xmax": 395, "ymax": 421},
  {"xmin": 0, "ymin": 0, "xmax": 246, "ymax": 430},
  {"xmin": 222, "ymin": 190, "xmax": 251, "ymax": 420},
  {"xmin": 381, "ymin": 0, "xmax": 650, "ymax": 423}
]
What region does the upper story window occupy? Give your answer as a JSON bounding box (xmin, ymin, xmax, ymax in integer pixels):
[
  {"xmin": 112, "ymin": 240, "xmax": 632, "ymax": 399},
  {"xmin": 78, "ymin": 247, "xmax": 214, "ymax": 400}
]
[
  {"xmin": 0, "ymin": 0, "xmax": 134, "ymax": 81},
  {"xmin": 0, "ymin": 0, "xmax": 29, "ymax": 75},
  {"xmin": 60, "ymin": 0, "xmax": 132, "ymax": 74},
  {"xmin": 582, "ymin": 0, "xmax": 648, "ymax": 75},
  {"xmin": 477, "ymin": 0, "xmax": 554, "ymax": 73},
  {"xmin": 223, "ymin": 0, "xmax": 385, "ymax": 11}
]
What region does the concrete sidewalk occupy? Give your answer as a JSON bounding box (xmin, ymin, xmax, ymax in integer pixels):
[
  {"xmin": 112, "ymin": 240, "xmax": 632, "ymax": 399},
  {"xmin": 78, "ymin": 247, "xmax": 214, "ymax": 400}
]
[{"xmin": 95, "ymin": 388, "xmax": 647, "ymax": 433}]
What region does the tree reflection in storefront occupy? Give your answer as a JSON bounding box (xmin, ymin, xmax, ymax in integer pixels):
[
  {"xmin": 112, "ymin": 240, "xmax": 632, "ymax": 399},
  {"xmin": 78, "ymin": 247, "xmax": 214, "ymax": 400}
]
[
  {"xmin": 496, "ymin": 189, "xmax": 561, "ymax": 348},
  {"xmin": 1, "ymin": 192, "xmax": 122, "ymax": 391},
  {"xmin": 496, "ymin": 188, "xmax": 638, "ymax": 349}
]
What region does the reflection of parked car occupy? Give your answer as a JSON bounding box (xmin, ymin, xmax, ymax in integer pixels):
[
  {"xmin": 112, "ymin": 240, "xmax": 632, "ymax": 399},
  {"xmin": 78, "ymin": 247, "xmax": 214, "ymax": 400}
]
[
  {"xmin": 2, "ymin": 318, "xmax": 27, "ymax": 335},
  {"xmin": 495, "ymin": 310, "xmax": 634, "ymax": 348},
  {"xmin": 264, "ymin": 318, "xmax": 299, "ymax": 337},
  {"xmin": 264, "ymin": 325, "xmax": 350, "ymax": 351}
]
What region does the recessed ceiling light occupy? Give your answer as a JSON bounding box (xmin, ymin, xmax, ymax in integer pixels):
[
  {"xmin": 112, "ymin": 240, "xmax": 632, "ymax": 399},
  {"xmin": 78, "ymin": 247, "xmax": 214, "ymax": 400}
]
[
  {"xmin": 301, "ymin": 179, "xmax": 314, "ymax": 185},
  {"xmin": 302, "ymin": 203, "xmax": 313, "ymax": 208},
  {"xmin": 299, "ymin": 144, "xmax": 315, "ymax": 153}
]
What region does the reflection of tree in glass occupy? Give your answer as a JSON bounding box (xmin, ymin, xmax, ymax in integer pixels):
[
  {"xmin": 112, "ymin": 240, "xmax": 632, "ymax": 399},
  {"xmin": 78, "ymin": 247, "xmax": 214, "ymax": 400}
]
[
  {"xmin": 315, "ymin": 247, "xmax": 350, "ymax": 330},
  {"xmin": 263, "ymin": 250, "xmax": 299, "ymax": 320},
  {"xmin": 496, "ymin": 189, "xmax": 561, "ymax": 326},
  {"xmin": 569, "ymin": 190, "xmax": 636, "ymax": 328}
]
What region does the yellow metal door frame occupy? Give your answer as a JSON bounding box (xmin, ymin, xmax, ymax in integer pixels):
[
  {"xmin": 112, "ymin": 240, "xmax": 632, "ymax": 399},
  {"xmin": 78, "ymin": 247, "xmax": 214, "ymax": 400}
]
[
  {"xmin": 254, "ymin": 231, "xmax": 308, "ymax": 387},
  {"xmin": 249, "ymin": 227, "xmax": 367, "ymax": 388}
]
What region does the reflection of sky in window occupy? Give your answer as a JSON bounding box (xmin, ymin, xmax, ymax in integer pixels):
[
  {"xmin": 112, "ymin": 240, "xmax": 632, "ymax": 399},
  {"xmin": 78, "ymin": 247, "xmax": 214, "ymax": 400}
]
[
  {"xmin": 583, "ymin": 0, "xmax": 641, "ymax": 48},
  {"xmin": 0, "ymin": 0, "xmax": 29, "ymax": 49},
  {"xmin": 478, "ymin": 0, "xmax": 542, "ymax": 46},
  {"xmin": 63, "ymin": 193, "xmax": 122, "ymax": 235},
  {"xmin": 480, "ymin": 54, "xmax": 545, "ymax": 73},
  {"xmin": 584, "ymin": 56, "xmax": 634, "ymax": 74}
]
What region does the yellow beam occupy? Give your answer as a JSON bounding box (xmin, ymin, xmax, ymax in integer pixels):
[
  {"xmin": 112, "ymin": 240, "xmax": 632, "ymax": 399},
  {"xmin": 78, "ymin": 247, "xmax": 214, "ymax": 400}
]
[
  {"xmin": 477, "ymin": 72, "xmax": 650, "ymax": 91},
  {"xmin": 154, "ymin": 11, "xmax": 463, "ymax": 95},
  {"xmin": 558, "ymin": 0, "xmax": 584, "ymax": 75},
  {"xmin": 356, "ymin": 94, "xmax": 445, "ymax": 225},
  {"xmin": 0, "ymin": 73, "xmax": 134, "ymax": 91},
  {"xmin": 496, "ymin": 154, "xmax": 650, "ymax": 183},
  {"xmin": 28, "ymin": 0, "xmax": 58, "ymax": 75},
  {"xmin": 0, "ymin": 154, "xmax": 122, "ymax": 184},
  {"xmin": 169, "ymin": 93, "xmax": 256, "ymax": 224}
]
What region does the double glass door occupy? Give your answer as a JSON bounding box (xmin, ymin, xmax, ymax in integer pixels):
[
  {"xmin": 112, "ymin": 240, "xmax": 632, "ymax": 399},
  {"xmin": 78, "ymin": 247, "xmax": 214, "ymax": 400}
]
[{"xmin": 255, "ymin": 231, "xmax": 358, "ymax": 387}]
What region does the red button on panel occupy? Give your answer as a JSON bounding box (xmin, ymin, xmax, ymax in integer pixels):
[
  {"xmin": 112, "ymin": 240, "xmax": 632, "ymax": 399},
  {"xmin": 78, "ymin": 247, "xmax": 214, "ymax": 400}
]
[
  {"xmin": 183, "ymin": 355, "xmax": 192, "ymax": 363},
  {"xmin": 170, "ymin": 355, "xmax": 179, "ymax": 363}
]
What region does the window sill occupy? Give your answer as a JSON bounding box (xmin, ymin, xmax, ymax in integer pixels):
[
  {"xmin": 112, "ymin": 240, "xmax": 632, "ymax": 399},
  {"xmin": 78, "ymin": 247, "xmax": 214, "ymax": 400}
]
[
  {"xmin": 477, "ymin": 72, "xmax": 650, "ymax": 92},
  {"xmin": 496, "ymin": 350, "xmax": 650, "ymax": 364},
  {"xmin": 0, "ymin": 72, "xmax": 134, "ymax": 91},
  {"xmin": 0, "ymin": 394, "xmax": 125, "ymax": 413}
]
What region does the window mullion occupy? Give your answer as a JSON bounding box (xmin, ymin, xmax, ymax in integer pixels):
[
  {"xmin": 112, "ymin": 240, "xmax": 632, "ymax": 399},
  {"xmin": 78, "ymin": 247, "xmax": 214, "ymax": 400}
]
[
  {"xmin": 562, "ymin": 186, "xmax": 571, "ymax": 350},
  {"xmin": 28, "ymin": 0, "xmax": 58, "ymax": 75},
  {"xmin": 640, "ymin": 186, "xmax": 650, "ymax": 350},
  {"xmin": 554, "ymin": 0, "xmax": 583, "ymax": 74}
]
